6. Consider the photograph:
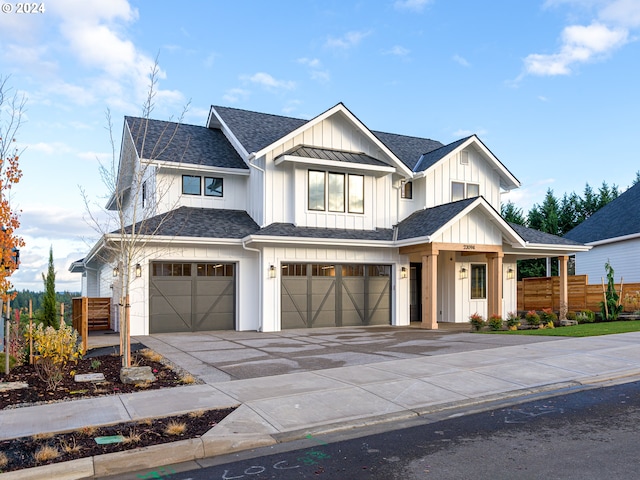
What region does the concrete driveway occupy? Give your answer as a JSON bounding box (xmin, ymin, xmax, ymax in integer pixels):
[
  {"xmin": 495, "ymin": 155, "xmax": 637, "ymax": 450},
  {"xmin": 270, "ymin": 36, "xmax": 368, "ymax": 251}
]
[{"xmin": 132, "ymin": 324, "xmax": 565, "ymax": 384}]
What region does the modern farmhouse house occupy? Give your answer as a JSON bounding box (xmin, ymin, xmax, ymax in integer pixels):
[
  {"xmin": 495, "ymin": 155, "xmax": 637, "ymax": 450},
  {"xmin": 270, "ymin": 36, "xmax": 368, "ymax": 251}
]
[{"xmin": 70, "ymin": 103, "xmax": 588, "ymax": 335}]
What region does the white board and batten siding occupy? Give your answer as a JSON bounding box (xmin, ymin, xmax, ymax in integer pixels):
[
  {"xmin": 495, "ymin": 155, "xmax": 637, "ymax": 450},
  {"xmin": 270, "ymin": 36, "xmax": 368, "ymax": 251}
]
[
  {"xmin": 422, "ymin": 148, "xmax": 503, "ymax": 212},
  {"xmin": 431, "ymin": 208, "xmax": 503, "ymax": 246},
  {"xmin": 574, "ymin": 238, "xmax": 640, "ymax": 284},
  {"xmin": 262, "ymin": 114, "xmax": 399, "ymax": 229}
]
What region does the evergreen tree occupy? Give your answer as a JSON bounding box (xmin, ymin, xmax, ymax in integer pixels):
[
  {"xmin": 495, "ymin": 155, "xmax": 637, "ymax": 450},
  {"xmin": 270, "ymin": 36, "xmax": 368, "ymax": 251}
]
[
  {"xmin": 633, "ymin": 171, "xmax": 640, "ymax": 186},
  {"xmin": 538, "ymin": 189, "xmax": 560, "ymax": 235},
  {"xmin": 501, "ymin": 201, "xmax": 525, "ymax": 225},
  {"xmin": 40, "ymin": 246, "xmax": 57, "ymax": 327},
  {"xmin": 558, "ymin": 192, "xmax": 581, "ymax": 235},
  {"xmin": 580, "ymin": 183, "xmax": 598, "ymax": 220}
]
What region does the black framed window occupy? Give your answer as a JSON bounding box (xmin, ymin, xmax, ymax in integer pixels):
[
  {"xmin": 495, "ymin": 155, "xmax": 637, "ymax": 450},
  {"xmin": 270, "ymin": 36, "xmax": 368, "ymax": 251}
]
[
  {"xmin": 348, "ymin": 174, "xmax": 364, "ymax": 213},
  {"xmin": 182, "ymin": 175, "xmax": 201, "ymax": 195},
  {"xmin": 471, "ymin": 264, "xmax": 487, "ymax": 299},
  {"xmin": 308, "ymin": 170, "xmax": 325, "ymax": 211},
  {"xmin": 401, "ymin": 180, "xmax": 412, "ymax": 199},
  {"xmin": 328, "ymin": 173, "xmax": 345, "ymax": 212},
  {"xmin": 204, "ymin": 177, "xmax": 223, "ymax": 197}
]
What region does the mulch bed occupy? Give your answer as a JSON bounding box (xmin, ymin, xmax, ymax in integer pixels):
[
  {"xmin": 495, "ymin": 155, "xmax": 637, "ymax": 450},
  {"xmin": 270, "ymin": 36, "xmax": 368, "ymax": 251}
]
[{"xmin": 0, "ymin": 349, "xmax": 237, "ymax": 474}]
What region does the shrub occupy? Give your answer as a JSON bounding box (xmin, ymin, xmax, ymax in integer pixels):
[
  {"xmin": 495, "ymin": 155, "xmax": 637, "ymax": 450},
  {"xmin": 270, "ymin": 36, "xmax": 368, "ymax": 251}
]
[
  {"xmin": 506, "ymin": 312, "xmax": 521, "ymax": 330},
  {"xmin": 0, "ymin": 353, "xmax": 17, "ymax": 374},
  {"xmin": 566, "ymin": 310, "xmax": 577, "ymax": 321},
  {"xmin": 488, "ymin": 314, "xmax": 503, "ymax": 331},
  {"xmin": 469, "ymin": 312, "xmax": 485, "ymax": 331},
  {"xmin": 26, "ymin": 319, "xmax": 84, "ymax": 390},
  {"xmin": 576, "ymin": 309, "xmax": 595, "ymax": 324},
  {"xmin": 540, "ymin": 308, "xmax": 558, "ymax": 325},
  {"xmin": 525, "ymin": 310, "xmax": 541, "ymax": 327},
  {"xmin": 599, "ymin": 260, "xmax": 623, "ymax": 321}
]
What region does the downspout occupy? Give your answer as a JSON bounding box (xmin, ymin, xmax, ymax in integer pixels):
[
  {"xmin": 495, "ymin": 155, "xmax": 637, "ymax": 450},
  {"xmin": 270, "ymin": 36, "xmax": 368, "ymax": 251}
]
[
  {"xmin": 242, "ymin": 238, "xmax": 264, "ymax": 332},
  {"xmin": 247, "ymin": 153, "xmax": 266, "ymax": 228}
]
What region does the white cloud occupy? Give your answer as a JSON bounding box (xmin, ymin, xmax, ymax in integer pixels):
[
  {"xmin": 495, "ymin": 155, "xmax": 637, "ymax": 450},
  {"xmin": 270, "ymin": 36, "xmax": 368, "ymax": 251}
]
[
  {"xmin": 384, "ymin": 45, "xmax": 411, "ymax": 56},
  {"xmin": 325, "ymin": 30, "xmax": 372, "ymax": 50},
  {"xmin": 77, "ymin": 151, "xmax": 112, "ymax": 163},
  {"xmin": 26, "ymin": 141, "xmax": 73, "ymax": 155},
  {"xmin": 452, "ymin": 128, "xmax": 488, "ymax": 138},
  {"xmin": 524, "ymin": 22, "xmax": 628, "ymax": 75},
  {"xmin": 394, "ymin": 0, "xmax": 433, "ymax": 12},
  {"xmin": 453, "ymin": 54, "xmax": 471, "ymax": 67},
  {"xmin": 298, "ymin": 57, "xmax": 322, "ymax": 68},
  {"xmin": 223, "ymin": 88, "xmax": 251, "ymax": 103},
  {"xmin": 242, "ymin": 72, "xmax": 296, "ymax": 90},
  {"xmin": 600, "ymin": 0, "xmax": 640, "ymax": 27},
  {"xmin": 298, "ymin": 58, "xmax": 331, "ymax": 83}
]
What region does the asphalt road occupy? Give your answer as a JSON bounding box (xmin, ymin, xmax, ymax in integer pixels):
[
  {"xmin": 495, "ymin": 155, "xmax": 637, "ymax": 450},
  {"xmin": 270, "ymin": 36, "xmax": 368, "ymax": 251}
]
[{"xmin": 119, "ymin": 380, "xmax": 640, "ymax": 480}]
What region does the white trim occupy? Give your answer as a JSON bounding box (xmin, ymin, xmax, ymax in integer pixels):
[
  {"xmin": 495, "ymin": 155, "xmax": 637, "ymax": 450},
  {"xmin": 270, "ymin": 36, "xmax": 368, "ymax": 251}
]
[
  {"xmin": 147, "ymin": 160, "xmax": 251, "ymax": 176},
  {"xmin": 246, "ymin": 235, "xmax": 395, "ymax": 248},
  {"xmin": 585, "ymin": 232, "xmax": 640, "ymax": 246},
  {"xmin": 274, "ymin": 155, "xmax": 396, "ymax": 174}
]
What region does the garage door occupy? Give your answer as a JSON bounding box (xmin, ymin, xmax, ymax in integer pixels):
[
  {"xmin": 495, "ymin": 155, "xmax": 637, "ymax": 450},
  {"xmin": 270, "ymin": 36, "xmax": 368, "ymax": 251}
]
[
  {"xmin": 149, "ymin": 262, "xmax": 235, "ymax": 333},
  {"xmin": 281, "ymin": 263, "xmax": 391, "ymax": 329}
]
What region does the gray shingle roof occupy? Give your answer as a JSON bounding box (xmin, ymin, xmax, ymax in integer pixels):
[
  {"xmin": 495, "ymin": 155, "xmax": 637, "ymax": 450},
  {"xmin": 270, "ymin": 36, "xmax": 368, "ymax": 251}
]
[
  {"xmin": 564, "ymin": 182, "xmax": 640, "ymax": 244},
  {"xmin": 413, "ymin": 136, "xmax": 471, "ymax": 172},
  {"xmin": 212, "ymin": 105, "xmax": 443, "ymax": 171},
  {"xmin": 254, "ymin": 223, "xmax": 394, "ymax": 241},
  {"xmin": 125, "ymin": 117, "xmax": 248, "ymax": 170},
  {"xmin": 120, "ymin": 207, "xmax": 259, "ymax": 239},
  {"xmin": 509, "ymin": 222, "xmax": 583, "ymax": 246},
  {"xmin": 397, "ymin": 198, "xmax": 476, "ymax": 240},
  {"xmin": 277, "ymin": 145, "xmax": 391, "ymax": 168}
]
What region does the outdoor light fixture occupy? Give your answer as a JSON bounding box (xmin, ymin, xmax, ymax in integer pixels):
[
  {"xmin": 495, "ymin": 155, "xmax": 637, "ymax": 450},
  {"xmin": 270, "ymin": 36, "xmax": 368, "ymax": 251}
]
[
  {"xmin": 459, "ymin": 267, "xmax": 468, "ymax": 279},
  {"xmin": 113, "ymin": 266, "xmax": 119, "ymax": 277},
  {"xmin": 135, "ymin": 264, "xmax": 142, "ymax": 278},
  {"xmin": 268, "ymin": 265, "xmax": 276, "ymax": 279},
  {"xmin": 507, "ymin": 268, "xmax": 515, "ymax": 280},
  {"xmin": 401, "ymin": 266, "xmax": 408, "ymax": 279}
]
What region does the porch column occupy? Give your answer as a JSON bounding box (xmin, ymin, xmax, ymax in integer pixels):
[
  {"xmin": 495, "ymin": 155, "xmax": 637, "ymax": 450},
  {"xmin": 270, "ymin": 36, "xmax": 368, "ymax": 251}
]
[
  {"xmin": 558, "ymin": 255, "xmax": 568, "ymax": 320},
  {"xmin": 421, "ymin": 252, "xmax": 438, "ymax": 329},
  {"xmin": 487, "ymin": 252, "xmax": 503, "ymax": 319}
]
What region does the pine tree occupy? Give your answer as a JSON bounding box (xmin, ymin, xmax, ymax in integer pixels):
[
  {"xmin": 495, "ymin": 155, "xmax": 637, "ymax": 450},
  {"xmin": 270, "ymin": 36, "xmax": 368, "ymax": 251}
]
[
  {"xmin": 41, "ymin": 246, "xmax": 57, "ymax": 327},
  {"xmin": 501, "ymin": 201, "xmax": 525, "ymax": 225}
]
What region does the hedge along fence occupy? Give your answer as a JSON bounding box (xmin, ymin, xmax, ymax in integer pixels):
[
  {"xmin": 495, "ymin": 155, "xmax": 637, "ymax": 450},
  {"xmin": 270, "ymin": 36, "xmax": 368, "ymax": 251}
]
[{"xmin": 517, "ymin": 275, "xmax": 640, "ymax": 313}]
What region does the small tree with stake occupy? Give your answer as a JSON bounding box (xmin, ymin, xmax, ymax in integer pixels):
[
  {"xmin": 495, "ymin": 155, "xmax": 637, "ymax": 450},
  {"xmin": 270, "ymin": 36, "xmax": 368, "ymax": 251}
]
[{"xmin": 600, "ymin": 260, "xmax": 623, "ymax": 321}]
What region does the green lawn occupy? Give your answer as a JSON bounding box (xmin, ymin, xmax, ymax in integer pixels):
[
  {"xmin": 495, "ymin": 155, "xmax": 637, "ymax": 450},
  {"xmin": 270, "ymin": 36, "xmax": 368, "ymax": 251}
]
[{"xmin": 486, "ymin": 320, "xmax": 640, "ymax": 337}]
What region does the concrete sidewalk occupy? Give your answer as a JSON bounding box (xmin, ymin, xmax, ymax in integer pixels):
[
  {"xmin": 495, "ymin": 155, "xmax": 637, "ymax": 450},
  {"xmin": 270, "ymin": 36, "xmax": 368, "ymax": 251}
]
[{"xmin": 3, "ymin": 327, "xmax": 640, "ymax": 479}]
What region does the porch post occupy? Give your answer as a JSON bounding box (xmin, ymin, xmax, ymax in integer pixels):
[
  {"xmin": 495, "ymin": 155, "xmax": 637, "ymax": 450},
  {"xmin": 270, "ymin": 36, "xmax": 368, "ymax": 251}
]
[
  {"xmin": 421, "ymin": 251, "xmax": 438, "ymax": 329},
  {"xmin": 487, "ymin": 252, "xmax": 503, "ymax": 319},
  {"xmin": 559, "ymin": 255, "xmax": 568, "ymax": 320}
]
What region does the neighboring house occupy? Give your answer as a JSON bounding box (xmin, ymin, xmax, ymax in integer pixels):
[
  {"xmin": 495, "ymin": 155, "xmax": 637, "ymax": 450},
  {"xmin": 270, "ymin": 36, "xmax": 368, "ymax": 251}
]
[
  {"xmin": 70, "ymin": 103, "xmax": 588, "ymax": 335},
  {"xmin": 564, "ymin": 181, "xmax": 640, "ymax": 283}
]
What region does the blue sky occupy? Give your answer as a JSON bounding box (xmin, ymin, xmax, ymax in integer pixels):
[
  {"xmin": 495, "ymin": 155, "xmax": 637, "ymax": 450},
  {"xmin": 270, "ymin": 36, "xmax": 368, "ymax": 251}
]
[{"xmin": 1, "ymin": 0, "xmax": 639, "ymax": 291}]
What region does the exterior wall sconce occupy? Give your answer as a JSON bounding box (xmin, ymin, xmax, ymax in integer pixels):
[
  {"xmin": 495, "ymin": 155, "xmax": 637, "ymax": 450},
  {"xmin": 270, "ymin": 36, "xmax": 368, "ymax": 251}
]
[
  {"xmin": 400, "ymin": 266, "xmax": 408, "ymax": 279},
  {"xmin": 113, "ymin": 266, "xmax": 119, "ymax": 277},
  {"xmin": 268, "ymin": 265, "xmax": 276, "ymax": 279},
  {"xmin": 507, "ymin": 268, "xmax": 515, "ymax": 280},
  {"xmin": 135, "ymin": 264, "xmax": 142, "ymax": 278},
  {"xmin": 459, "ymin": 267, "xmax": 468, "ymax": 279}
]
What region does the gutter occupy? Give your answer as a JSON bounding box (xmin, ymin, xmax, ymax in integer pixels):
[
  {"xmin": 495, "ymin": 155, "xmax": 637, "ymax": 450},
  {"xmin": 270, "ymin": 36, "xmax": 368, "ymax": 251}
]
[{"xmin": 241, "ymin": 239, "xmax": 264, "ymax": 332}]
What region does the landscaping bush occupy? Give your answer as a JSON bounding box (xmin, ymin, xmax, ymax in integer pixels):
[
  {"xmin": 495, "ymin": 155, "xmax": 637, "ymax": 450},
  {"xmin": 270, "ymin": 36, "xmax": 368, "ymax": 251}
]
[
  {"xmin": 469, "ymin": 312, "xmax": 485, "ymax": 331},
  {"xmin": 576, "ymin": 309, "xmax": 595, "ymax": 324},
  {"xmin": 525, "ymin": 310, "xmax": 541, "ymax": 327},
  {"xmin": 506, "ymin": 311, "xmax": 521, "ymax": 330},
  {"xmin": 541, "ymin": 308, "xmax": 558, "ymax": 327},
  {"xmin": 488, "ymin": 314, "xmax": 503, "ymax": 331},
  {"xmin": 25, "ymin": 319, "xmax": 84, "ymax": 390},
  {"xmin": 566, "ymin": 311, "xmax": 577, "ymax": 321},
  {"xmin": 0, "ymin": 353, "xmax": 17, "ymax": 374}
]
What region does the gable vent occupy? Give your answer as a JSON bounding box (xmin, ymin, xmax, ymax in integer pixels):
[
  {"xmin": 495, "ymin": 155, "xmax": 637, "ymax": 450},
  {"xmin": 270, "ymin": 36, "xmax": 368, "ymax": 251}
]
[{"xmin": 460, "ymin": 151, "xmax": 469, "ymax": 165}]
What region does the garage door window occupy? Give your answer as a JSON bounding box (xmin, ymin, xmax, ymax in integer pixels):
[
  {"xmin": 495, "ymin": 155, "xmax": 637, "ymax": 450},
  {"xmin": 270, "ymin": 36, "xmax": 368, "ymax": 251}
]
[
  {"xmin": 197, "ymin": 263, "xmax": 234, "ymax": 276},
  {"xmin": 152, "ymin": 263, "xmax": 192, "ymax": 276},
  {"xmin": 281, "ymin": 264, "xmax": 307, "ymax": 276}
]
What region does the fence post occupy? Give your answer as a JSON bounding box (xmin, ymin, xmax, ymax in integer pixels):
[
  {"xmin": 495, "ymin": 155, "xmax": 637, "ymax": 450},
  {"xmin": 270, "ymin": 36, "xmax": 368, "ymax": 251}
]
[{"xmin": 81, "ymin": 297, "xmax": 88, "ymax": 353}]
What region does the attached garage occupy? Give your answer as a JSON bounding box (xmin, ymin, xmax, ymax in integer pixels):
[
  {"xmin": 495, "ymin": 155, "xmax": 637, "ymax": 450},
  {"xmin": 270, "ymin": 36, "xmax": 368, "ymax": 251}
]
[
  {"xmin": 149, "ymin": 262, "xmax": 235, "ymax": 333},
  {"xmin": 281, "ymin": 263, "xmax": 391, "ymax": 329}
]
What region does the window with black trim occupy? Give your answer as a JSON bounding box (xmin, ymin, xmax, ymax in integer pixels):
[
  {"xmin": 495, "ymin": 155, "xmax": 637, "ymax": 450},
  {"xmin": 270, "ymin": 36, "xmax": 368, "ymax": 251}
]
[
  {"xmin": 182, "ymin": 175, "xmax": 201, "ymax": 195},
  {"xmin": 308, "ymin": 170, "xmax": 364, "ymax": 214},
  {"xmin": 142, "ymin": 181, "xmax": 147, "ymax": 208},
  {"xmin": 204, "ymin": 177, "xmax": 223, "ymax": 197},
  {"xmin": 401, "ymin": 181, "xmax": 413, "ymax": 199},
  {"xmin": 471, "ymin": 264, "xmax": 486, "ymax": 299}
]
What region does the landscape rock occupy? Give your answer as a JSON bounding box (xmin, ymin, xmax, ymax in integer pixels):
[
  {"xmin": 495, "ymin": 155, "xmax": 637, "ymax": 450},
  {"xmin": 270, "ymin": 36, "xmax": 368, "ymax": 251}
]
[
  {"xmin": 120, "ymin": 366, "xmax": 156, "ymax": 384},
  {"xmin": 560, "ymin": 319, "xmax": 578, "ymax": 326}
]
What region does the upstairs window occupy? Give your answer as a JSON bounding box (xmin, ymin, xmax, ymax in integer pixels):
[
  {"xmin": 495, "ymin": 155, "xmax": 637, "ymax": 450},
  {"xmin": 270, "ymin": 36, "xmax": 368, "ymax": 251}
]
[
  {"xmin": 205, "ymin": 177, "xmax": 223, "ymax": 197},
  {"xmin": 452, "ymin": 181, "xmax": 480, "ymax": 202},
  {"xmin": 182, "ymin": 175, "xmax": 201, "ymax": 195},
  {"xmin": 401, "ymin": 181, "xmax": 413, "ymax": 199},
  {"xmin": 142, "ymin": 181, "xmax": 147, "ymax": 208},
  {"xmin": 308, "ymin": 170, "xmax": 364, "ymax": 214}
]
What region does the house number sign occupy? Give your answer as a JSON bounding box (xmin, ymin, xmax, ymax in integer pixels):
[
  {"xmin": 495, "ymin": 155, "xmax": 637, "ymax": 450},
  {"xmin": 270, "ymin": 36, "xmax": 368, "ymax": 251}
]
[{"xmin": 463, "ymin": 245, "xmax": 476, "ymax": 250}]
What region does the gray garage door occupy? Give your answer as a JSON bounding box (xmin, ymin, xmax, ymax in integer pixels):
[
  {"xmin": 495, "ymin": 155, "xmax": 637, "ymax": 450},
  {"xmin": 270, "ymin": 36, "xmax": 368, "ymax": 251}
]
[
  {"xmin": 149, "ymin": 262, "xmax": 235, "ymax": 333},
  {"xmin": 281, "ymin": 263, "xmax": 391, "ymax": 329}
]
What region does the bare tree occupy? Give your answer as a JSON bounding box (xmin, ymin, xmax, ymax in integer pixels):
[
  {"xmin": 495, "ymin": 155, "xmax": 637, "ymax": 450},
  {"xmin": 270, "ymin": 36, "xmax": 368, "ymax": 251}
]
[{"xmin": 82, "ymin": 62, "xmax": 190, "ymax": 367}]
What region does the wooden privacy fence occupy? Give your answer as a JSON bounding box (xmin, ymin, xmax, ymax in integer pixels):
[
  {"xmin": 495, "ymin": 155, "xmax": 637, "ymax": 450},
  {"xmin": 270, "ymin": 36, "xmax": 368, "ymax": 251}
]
[
  {"xmin": 518, "ymin": 275, "xmax": 640, "ymax": 313},
  {"xmin": 72, "ymin": 297, "xmax": 112, "ymax": 351}
]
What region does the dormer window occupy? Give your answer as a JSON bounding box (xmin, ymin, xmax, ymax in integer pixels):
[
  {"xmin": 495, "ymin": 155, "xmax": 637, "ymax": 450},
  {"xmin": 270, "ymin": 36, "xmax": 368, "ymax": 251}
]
[
  {"xmin": 452, "ymin": 181, "xmax": 480, "ymax": 202},
  {"xmin": 308, "ymin": 170, "xmax": 364, "ymax": 214},
  {"xmin": 205, "ymin": 177, "xmax": 223, "ymax": 197},
  {"xmin": 182, "ymin": 175, "xmax": 201, "ymax": 195}
]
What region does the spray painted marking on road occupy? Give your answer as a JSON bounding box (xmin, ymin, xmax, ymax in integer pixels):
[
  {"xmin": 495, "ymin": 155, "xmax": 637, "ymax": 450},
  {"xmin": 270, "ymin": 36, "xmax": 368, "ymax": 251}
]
[
  {"xmin": 504, "ymin": 404, "xmax": 564, "ymax": 424},
  {"xmin": 220, "ymin": 448, "xmax": 332, "ymax": 478}
]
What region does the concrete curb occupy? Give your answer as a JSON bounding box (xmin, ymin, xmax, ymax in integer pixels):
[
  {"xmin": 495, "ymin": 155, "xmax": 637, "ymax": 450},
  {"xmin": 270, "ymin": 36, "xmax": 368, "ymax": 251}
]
[{"xmin": 3, "ymin": 372, "xmax": 640, "ymax": 479}]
